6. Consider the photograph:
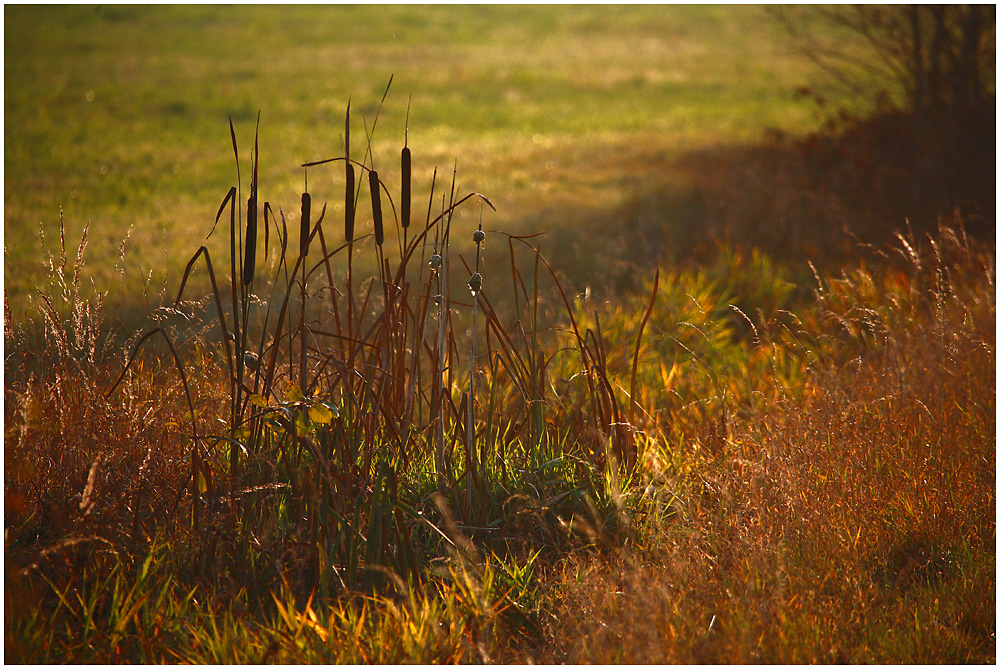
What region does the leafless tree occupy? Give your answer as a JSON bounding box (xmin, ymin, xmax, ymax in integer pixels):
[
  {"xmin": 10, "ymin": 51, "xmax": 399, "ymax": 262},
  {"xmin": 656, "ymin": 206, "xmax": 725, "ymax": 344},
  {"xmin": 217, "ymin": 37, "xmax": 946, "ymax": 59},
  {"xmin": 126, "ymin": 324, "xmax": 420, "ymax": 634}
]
[{"xmin": 771, "ymin": 5, "xmax": 995, "ymax": 122}]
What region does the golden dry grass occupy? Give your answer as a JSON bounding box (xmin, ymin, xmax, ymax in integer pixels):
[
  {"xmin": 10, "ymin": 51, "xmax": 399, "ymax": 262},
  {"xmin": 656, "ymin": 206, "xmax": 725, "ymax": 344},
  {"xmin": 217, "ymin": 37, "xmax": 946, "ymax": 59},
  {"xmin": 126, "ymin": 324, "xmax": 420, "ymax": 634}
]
[
  {"xmin": 535, "ymin": 227, "xmax": 995, "ymax": 664},
  {"xmin": 6, "ymin": 215, "xmax": 993, "ymax": 663}
]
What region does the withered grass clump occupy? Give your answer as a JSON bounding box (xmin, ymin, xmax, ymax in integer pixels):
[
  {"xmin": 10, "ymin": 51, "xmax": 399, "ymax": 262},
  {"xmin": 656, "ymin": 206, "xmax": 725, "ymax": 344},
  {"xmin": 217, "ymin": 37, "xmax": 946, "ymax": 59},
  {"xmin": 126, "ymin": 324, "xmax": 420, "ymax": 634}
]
[
  {"xmin": 3, "ymin": 87, "xmax": 994, "ymax": 663},
  {"xmin": 538, "ymin": 225, "xmax": 995, "ymax": 664}
]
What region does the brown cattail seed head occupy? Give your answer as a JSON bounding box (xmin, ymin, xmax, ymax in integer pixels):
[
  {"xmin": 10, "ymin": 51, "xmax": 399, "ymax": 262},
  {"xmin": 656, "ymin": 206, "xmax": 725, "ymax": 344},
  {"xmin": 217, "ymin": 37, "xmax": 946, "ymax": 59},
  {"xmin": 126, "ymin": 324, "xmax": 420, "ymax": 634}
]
[
  {"xmin": 401, "ymin": 146, "xmax": 411, "ymax": 230},
  {"xmin": 345, "ymin": 163, "xmax": 356, "ymax": 243},
  {"xmin": 473, "ymin": 229, "xmax": 485, "ymax": 243},
  {"xmin": 468, "ymin": 272, "xmax": 482, "ymax": 296},
  {"xmin": 369, "ymin": 170, "xmax": 383, "ymax": 246},
  {"xmin": 300, "ymin": 192, "xmax": 311, "ymax": 257},
  {"xmin": 243, "ymin": 196, "xmax": 257, "ymax": 285}
]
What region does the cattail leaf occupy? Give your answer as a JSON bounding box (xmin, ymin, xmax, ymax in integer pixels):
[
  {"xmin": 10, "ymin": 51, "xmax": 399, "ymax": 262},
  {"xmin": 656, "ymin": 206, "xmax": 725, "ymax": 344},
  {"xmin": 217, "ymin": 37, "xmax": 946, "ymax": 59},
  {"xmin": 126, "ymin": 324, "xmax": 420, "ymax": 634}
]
[
  {"xmin": 369, "ymin": 169, "xmax": 383, "ymax": 246},
  {"xmin": 228, "ymin": 116, "xmax": 239, "ymax": 178},
  {"xmin": 252, "ymin": 112, "xmax": 259, "ymax": 195},
  {"xmin": 208, "ymin": 186, "xmax": 237, "ymax": 240}
]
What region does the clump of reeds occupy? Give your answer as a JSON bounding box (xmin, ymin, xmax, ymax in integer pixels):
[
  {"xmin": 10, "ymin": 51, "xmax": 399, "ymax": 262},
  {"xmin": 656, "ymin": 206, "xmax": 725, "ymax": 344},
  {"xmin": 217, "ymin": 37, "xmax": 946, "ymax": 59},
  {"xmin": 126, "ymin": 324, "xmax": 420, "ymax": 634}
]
[{"xmin": 90, "ymin": 80, "xmax": 665, "ymax": 610}]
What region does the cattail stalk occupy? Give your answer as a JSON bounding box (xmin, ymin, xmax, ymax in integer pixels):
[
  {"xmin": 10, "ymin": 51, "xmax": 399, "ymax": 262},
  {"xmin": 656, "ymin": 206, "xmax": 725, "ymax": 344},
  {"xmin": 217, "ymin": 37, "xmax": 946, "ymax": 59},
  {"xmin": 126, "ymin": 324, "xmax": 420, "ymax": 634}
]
[
  {"xmin": 467, "ymin": 223, "xmax": 485, "ymax": 508},
  {"xmin": 433, "ymin": 195, "xmax": 447, "ymax": 494},
  {"xmin": 344, "ymin": 102, "xmax": 355, "ymax": 363},
  {"xmin": 471, "ymin": 224, "xmax": 485, "ymax": 485},
  {"xmin": 402, "ymin": 94, "xmax": 412, "ymax": 250},
  {"xmin": 299, "ymin": 190, "xmax": 311, "ymax": 389}
]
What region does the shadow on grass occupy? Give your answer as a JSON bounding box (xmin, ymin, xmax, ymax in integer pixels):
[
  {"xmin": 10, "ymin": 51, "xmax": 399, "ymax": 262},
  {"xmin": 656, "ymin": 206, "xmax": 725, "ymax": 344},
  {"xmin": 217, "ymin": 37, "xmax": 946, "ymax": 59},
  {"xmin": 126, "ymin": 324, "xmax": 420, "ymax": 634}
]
[{"xmin": 523, "ymin": 105, "xmax": 995, "ymax": 299}]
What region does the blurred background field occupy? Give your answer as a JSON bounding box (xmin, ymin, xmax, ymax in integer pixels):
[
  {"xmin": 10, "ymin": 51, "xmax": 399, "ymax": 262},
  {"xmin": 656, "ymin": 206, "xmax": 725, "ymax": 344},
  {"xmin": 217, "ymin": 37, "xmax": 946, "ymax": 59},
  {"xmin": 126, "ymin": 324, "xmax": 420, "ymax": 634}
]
[{"xmin": 5, "ymin": 4, "xmax": 895, "ymax": 324}]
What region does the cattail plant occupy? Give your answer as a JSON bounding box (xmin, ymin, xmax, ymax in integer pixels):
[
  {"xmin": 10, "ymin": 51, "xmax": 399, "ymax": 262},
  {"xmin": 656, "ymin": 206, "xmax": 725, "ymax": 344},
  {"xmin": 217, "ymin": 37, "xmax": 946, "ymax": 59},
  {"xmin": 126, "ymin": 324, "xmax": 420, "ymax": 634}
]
[
  {"xmin": 299, "ymin": 186, "xmax": 312, "ymax": 388},
  {"xmin": 401, "ymin": 150, "xmax": 411, "ymax": 230},
  {"xmin": 401, "ymin": 99, "xmax": 412, "ymax": 248},
  {"xmin": 107, "ymin": 88, "xmax": 543, "ymax": 601},
  {"xmin": 300, "ymin": 191, "xmax": 312, "ymax": 258},
  {"xmin": 344, "ymin": 100, "xmax": 356, "ymax": 245},
  {"xmin": 243, "ymin": 195, "xmax": 257, "ymax": 287},
  {"xmin": 429, "ymin": 199, "xmax": 447, "ymax": 493},
  {"xmin": 344, "ymin": 102, "xmax": 357, "ymax": 363}
]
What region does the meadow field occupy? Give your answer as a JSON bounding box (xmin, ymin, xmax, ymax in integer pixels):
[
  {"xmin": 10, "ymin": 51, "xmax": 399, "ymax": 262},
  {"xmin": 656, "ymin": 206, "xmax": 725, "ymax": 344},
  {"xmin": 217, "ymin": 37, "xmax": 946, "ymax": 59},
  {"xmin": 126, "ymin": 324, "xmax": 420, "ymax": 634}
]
[
  {"xmin": 5, "ymin": 5, "xmax": 995, "ymax": 663},
  {"xmin": 5, "ymin": 4, "xmax": 883, "ymax": 321}
]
